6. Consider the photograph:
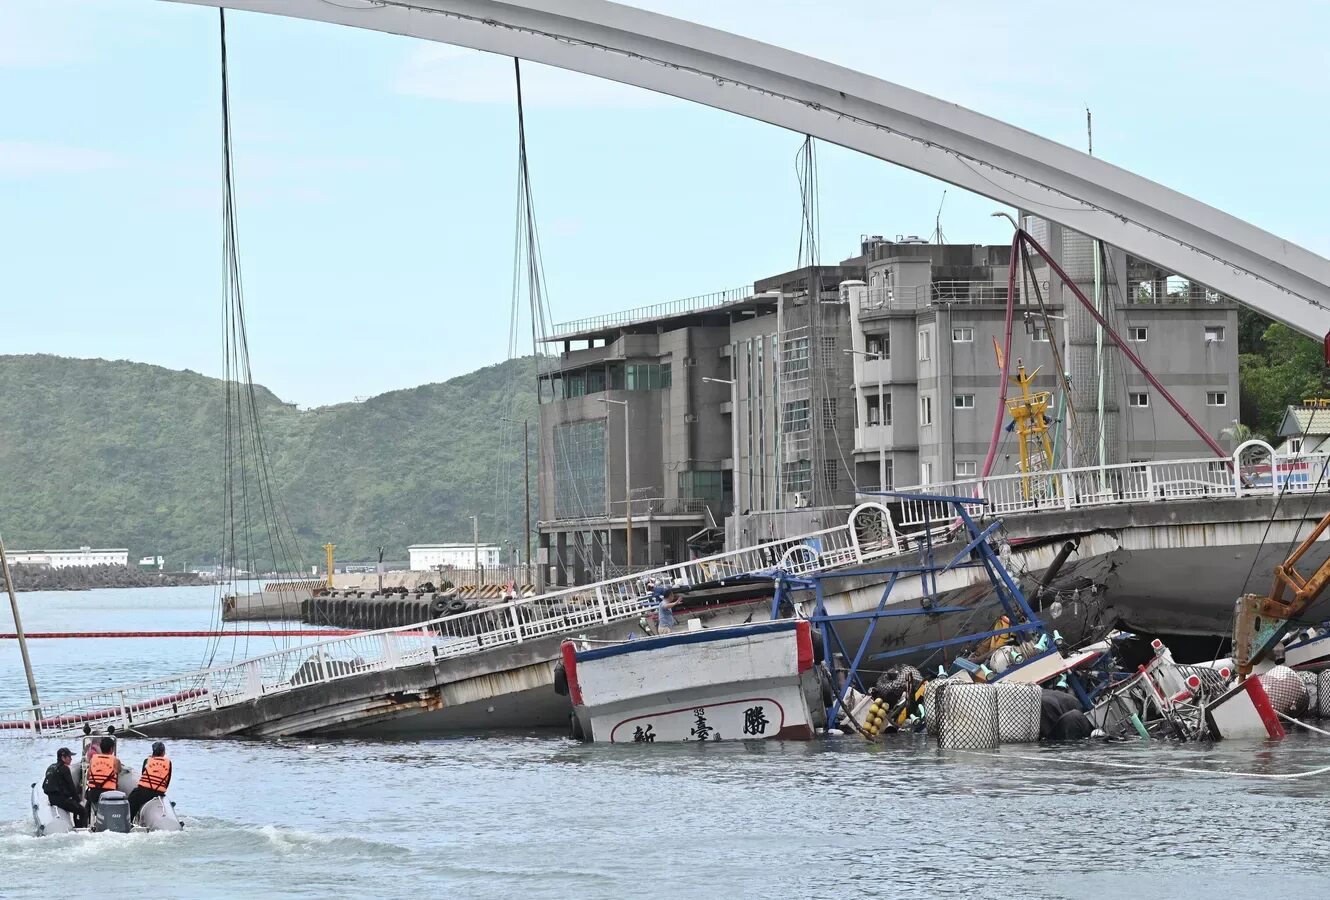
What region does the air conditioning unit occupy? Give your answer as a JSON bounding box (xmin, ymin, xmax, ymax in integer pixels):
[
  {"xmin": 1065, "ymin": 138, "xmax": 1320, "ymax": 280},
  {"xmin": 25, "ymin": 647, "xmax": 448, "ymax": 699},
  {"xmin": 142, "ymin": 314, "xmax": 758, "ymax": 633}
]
[{"xmin": 792, "ymin": 492, "xmax": 810, "ymax": 509}]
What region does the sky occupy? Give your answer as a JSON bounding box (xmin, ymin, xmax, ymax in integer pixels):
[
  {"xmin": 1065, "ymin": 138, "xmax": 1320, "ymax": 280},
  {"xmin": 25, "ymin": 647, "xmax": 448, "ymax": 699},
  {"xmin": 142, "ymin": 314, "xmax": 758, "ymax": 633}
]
[{"xmin": 3, "ymin": 1, "xmax": 1328, "ymax": 407}]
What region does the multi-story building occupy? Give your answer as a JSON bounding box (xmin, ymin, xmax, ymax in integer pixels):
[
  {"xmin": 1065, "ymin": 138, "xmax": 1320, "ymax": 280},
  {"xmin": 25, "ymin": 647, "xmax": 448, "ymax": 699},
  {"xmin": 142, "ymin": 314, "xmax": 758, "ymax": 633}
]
[
  {"xmin": 9, "ymin": 547, "xmax": 130, "ymax": 568},
  {"xmin": 845, "ymin": 220, "xmax": 1240, "ymax": 490},
  {"xmin": 408, "ymin": 543, "xmax": 503, "ymax": 571},
  {"xmin": 537, "ymin": 223, "xmax": 1240, "ymax": 587}
]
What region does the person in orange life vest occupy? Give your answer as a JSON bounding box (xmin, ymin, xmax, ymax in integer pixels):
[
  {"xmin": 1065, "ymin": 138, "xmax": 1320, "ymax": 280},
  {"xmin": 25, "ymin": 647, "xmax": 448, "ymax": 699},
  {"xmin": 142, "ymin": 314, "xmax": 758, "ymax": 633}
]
[
  {"xmin": 128, "ymin": 741, "xmax": 172, "ymax": 819},
  {"xmin": 84, "ymin": 736, "xmax": 121, "ymax": 808}
]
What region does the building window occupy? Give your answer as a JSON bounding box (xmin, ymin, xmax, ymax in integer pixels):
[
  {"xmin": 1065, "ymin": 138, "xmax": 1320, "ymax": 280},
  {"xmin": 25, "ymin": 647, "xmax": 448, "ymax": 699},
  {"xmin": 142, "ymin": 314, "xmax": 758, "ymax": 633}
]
[
  {"xmin": 1128, "ymin": 326, "xmax": 1148, "ymax": 342},
  {"xmin": 883, "ymin": 459, "xmax": 894, "ymax": 490},
  {"xmin": 552, "ymin": 419, "xmax": 606, "ymax": 520},
  {"xmin": 625, "ymin": 363, "xmax": 671, "ymax": 390},
  {"xmin": 1129, "ymin": 392, "xmax": 1149, "ymax": 408},
  {"xmin": 920, "ymin": 395, "xmax": 933, "ymax": 426},
  {"xmin": 1290, "ymin": 437, "xmax": 1304, "ymax": 454},
  {"xmin": 952, "ymin": 326, "xmax": 974, "ymax": 343},
  {"xmin": 1205, "ymin": 325, "xmax": 1226, "ymax": 343},
  {"xmin": 822, "ymin": 398, "xmax": 838, "ymax": 430},
  {"xmin": 865, "ymin": 393, "xmax": 892, "ymax": 427},
  {"xmin": 782, "ymin": 399, "xmax": 811, "ymax": 433},
  {"xmin": 866, "ymin": 333, "xmax": 889, "ymax": 359},
  {"xmin": 918, "ymin": 329, "xmax": 932, "ymax": 361},
  {"xmin": 783, "ymin": 459, "xmax": 812, "ymax": 494},
  {"xmin": 822, "ymin": 461, "xmax": 839, "ymax": 492},
  {"xmin": 678, "ymin": 470, "xmax": 725, "ymax": 505},
  {"xmin": 1207, "ymin": 391, "xmax": 1227, "ymax": 406},
  {"xmin": 1032, "ymin": 324, "xmax": 1050, "ymax": 342},
  {"xmin": 820, "ymin": 335, "xmax": 838, "ymax": 369},
  {"xmin": 955, "ymin": 461, "xmax": 977, "ymax": 478},
  {"xmin": 920, "ymin": 462, "xmax": 932, "ymax": 485},
  {"xmin": 954, "ymin": 393, "xmax": 975, "ymax": 410},
  {"xmin": 782, "ymin": 337, "xmax": 810, "ymax": 376}
]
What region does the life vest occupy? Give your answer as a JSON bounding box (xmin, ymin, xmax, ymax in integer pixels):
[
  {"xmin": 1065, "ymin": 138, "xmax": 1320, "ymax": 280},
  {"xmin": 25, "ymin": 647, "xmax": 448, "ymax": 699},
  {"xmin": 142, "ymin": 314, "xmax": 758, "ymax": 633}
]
[
  {"xmin": 87, "ymin": 753, "xmax": 119, "ymax": 791},
  {"xmin": 137, "ymin": 757, "xmax": 171, "ymax": 793}
]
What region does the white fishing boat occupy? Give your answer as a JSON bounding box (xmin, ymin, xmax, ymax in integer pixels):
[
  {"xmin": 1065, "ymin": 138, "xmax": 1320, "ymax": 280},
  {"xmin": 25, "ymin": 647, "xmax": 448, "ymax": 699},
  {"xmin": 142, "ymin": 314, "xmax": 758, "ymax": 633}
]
[{"xmin": 560, "ymin": 619, "xmax": 821, "ymax": 743}]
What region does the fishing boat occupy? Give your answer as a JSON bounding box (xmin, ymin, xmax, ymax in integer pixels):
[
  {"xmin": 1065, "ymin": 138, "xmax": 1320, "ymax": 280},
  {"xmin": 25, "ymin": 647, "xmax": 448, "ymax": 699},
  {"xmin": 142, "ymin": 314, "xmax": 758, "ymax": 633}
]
[{"xmin": 559, "ymin": 619, "xmax": 822, "ymax": 743}]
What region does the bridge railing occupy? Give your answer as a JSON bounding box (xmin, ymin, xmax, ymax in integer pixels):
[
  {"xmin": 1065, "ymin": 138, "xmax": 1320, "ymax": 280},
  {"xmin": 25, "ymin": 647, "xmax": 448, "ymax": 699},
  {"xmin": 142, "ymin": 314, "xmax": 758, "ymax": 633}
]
[
  {"xmin": 0, "ymin": 509, "xmax": 899, "ymax": 735},
  {"xmin": 885, "ymin": 450, "xmax": 1330, "ymax": 530}
]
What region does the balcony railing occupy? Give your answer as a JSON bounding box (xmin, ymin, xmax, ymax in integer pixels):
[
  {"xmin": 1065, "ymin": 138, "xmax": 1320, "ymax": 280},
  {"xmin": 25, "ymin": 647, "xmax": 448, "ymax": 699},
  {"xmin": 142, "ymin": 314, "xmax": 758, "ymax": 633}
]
[{"xmin": 860, "ymin": 280, "xmax": 1022, "ymax": 312}]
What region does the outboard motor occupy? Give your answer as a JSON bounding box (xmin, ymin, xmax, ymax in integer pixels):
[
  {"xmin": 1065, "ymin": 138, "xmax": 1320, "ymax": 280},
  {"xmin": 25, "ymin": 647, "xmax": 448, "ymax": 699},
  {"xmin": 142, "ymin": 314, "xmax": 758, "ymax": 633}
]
[{"xmin": 91, "ymin": 791, "xmax": 131, "ymax": 833}]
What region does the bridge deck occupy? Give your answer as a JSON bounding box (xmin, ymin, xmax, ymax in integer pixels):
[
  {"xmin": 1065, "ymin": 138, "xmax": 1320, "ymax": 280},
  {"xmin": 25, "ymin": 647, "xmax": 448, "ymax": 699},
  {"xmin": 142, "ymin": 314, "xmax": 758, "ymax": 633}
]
[{"xmin": 3, "ymin": 447, "xmax": 1324, "ymax": 738}]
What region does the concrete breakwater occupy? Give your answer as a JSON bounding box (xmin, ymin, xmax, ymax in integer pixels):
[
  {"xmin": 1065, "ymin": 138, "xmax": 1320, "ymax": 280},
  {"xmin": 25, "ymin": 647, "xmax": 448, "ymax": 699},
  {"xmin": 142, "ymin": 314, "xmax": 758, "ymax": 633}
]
[{"xmin": 5, "ymin": 564, "xmax": 206, "ymax": 593}]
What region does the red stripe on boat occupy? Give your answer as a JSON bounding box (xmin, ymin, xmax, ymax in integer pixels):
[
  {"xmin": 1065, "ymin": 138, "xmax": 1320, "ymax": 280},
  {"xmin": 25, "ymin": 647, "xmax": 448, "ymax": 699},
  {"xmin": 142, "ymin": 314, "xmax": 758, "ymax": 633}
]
[
  {"xmin": 795, "ymin": 620, "xmax": 813, "ymax": 673},
  {"xmin": 560, "ymin": 640, "xmax": 583, "ymax": 706}
]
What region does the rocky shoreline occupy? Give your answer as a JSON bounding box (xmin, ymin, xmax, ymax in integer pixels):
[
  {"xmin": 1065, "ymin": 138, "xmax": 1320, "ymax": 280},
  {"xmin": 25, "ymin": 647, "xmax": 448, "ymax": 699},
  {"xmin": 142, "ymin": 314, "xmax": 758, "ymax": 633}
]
[{"xmin": 4, "ymin": 564, "xmax": 207, "ymax": 593}]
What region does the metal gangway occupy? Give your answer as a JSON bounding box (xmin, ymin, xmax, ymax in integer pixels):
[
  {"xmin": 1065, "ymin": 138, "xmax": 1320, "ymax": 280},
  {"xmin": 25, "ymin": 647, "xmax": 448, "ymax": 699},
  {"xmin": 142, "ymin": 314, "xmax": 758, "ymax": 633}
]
[{"xmin": 0, "ymin": 504, "xmax": 904, "ymax": 737}]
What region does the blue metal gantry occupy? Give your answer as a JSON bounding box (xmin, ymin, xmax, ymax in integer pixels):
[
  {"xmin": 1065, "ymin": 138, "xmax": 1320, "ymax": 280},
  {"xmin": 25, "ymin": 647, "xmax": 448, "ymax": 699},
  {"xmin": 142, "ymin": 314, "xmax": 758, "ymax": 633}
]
[{"xmin": 769, "ymin": 492, "xmax": 1087, "ymax": 727}]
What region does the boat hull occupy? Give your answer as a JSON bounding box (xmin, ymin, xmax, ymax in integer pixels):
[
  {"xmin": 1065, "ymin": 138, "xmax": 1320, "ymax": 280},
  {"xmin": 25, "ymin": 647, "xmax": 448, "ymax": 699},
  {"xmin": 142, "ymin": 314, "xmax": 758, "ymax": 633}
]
[{"xmin": 565, "ymin": 620, "xmax": 818, "ymax": 743}]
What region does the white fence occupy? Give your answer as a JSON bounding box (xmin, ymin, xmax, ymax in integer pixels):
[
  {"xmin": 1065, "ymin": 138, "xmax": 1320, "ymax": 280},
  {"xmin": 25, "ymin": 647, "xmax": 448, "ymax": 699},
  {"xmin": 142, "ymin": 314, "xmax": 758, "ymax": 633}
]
[
  {"xmin": 883, "ymin": 447, "xmax": 1330, "ymax": 532},
  {"xmin": 0, "ymin": 507, "xmax": 900, "ymax": 736}
]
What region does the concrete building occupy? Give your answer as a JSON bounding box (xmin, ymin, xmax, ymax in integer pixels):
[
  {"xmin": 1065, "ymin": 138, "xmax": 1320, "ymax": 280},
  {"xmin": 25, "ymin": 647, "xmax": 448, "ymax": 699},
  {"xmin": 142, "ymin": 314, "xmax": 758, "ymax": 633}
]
[
  {"xmin": 844, "ymin": 225, "xmax": 1240, "ymax": 490},
  {"xmin": 9, "ymin": 547, "xmax": 129, "ymax": 569},
  {"xmin": 408, "ymin": 544, "xmax": 502, "ymax": 571},
  {"xmin": 535, "ymin": 288, "xmax": 764, "ymax": 586},
  {"xmin": 538, "ymin": 224, "xmax": 1240, "ymax": 585}
]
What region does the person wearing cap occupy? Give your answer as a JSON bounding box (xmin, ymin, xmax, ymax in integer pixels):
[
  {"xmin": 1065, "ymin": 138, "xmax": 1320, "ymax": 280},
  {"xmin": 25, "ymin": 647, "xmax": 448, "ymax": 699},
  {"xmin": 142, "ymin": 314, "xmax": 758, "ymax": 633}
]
[
  {"xmin": 42, "ymin": 747, "xmax": 86, "ymax": 827},
  {"xmin": 128, "ymin": 741, "xmax": 172, "ymax": 819}
]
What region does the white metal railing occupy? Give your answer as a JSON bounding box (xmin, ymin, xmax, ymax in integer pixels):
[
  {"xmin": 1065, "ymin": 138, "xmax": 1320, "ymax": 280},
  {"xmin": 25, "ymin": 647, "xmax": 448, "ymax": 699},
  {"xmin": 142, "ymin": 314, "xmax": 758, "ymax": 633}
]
[
  {"xmin": 0, "ymin": 511, "xmax": 903, "ymax": 736},
  {"xmin": 861, "ymin": 280, "xmax": 1022, "ymax": 312},
  {"xmin": 878, "ymin": 448, "xmax": 1330, "ymax": 531},
  {"xmin": 549, "ymin": 285, "xmax": 754, "ymax": 339}
]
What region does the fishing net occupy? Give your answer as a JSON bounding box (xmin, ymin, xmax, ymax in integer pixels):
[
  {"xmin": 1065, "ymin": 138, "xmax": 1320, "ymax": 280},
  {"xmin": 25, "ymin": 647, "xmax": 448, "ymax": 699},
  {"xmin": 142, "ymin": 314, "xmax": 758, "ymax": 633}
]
[
  {"xmin": 1257, "ymin": 665, "xmax": 1308, "ymax": 717},
  {"xmin": 1320, "ymin": 670, "xmax": 1330, "ymax": 721},
  {"xmin": 936, "ymin": 683, "xmax": 1000, "ymax": 750},
  {"xmin": 993, "ymin": 683, "xmax": 1042, "ymax": 743},
  {"xmin": 873, "ymin": 665, "xmax": 922, "ymax": 707},
  {"xmin": 1299, "ymin": 671, "xmax": 1320, "ymax": 718},
  {"xmin": 923, "ymin": 674, "xmax": 969, "ymax": 735}
]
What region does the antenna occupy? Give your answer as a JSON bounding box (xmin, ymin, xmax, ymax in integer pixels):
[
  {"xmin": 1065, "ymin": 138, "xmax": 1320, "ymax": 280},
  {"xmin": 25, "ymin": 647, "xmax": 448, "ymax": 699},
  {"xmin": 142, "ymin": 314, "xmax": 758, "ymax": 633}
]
[
  {"xmin": 932, "ymin": 190, "xmax": 947, "ymax": 244},
  {"xmin": 1085, "ymin": 105, "xmax": 1093, "ymax": 156}
]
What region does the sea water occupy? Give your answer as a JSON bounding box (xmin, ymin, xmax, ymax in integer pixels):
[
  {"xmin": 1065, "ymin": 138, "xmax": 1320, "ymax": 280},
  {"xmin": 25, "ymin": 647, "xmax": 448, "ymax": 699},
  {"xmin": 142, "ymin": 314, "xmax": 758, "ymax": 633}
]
[{"xmin": 2, "ymin": 587, "xmax": 1330, "ymax": 899}]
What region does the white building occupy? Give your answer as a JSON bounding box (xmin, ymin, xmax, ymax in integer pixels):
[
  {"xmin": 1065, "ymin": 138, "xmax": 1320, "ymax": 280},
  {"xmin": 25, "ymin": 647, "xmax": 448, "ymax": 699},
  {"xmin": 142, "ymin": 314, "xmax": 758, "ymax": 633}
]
[
  {"xmin": 9, "ymin": 547, "xmax": 130, "ymax": 569},
  {"xmin": 408, "ymin": 543, "xmax": 503, "ymax": 571}
]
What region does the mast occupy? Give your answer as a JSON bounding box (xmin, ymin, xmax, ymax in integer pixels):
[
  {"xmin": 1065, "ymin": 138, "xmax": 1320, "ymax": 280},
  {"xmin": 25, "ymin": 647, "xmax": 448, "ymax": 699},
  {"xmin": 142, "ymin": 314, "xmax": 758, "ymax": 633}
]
[
  {"xmin": 523, "ymin": 419, "xmax": 532, "ymax": 585},
  {"xmin": 1089, "ymin": 106, "xmax": 1107, "ymax": 489},
  {"xmin": 0, "ymin": 534, "xmax": 42, "ymax": 723}
]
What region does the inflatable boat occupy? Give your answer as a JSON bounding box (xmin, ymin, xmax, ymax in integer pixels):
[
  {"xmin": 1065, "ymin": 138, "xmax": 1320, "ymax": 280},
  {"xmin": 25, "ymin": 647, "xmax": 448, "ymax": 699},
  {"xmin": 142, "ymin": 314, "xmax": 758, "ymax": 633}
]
[{"xmin": 30, "ymin": 781, "xmax": 184, "ymax": 836}]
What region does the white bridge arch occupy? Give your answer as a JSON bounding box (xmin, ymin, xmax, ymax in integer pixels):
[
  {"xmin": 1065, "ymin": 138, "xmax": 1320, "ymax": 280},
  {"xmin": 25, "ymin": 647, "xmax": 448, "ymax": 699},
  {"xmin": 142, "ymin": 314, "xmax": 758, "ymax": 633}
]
[{"xmin": 167, "ymin": 0, "xmax": 1330, "ymax": 337}]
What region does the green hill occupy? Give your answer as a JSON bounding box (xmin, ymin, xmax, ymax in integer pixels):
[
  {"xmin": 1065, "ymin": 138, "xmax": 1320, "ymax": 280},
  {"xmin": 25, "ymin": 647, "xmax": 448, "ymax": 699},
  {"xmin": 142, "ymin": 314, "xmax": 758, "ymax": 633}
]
[{"xmin": 0, "ymin": 354, "xmax": 537, "ymax": 569}]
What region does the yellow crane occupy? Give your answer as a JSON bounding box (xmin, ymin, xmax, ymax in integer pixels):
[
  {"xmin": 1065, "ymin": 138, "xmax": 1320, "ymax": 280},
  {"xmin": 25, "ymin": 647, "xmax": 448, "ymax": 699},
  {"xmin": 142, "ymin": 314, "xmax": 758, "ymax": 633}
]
[{"xmin": 994, "ymin": 339, "xmax": 1056, "ymax": 500}]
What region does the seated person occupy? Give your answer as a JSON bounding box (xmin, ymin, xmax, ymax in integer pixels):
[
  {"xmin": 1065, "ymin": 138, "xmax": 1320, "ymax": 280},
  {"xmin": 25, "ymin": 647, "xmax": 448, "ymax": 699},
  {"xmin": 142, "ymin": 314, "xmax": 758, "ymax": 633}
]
[
  {"xmin": 42, "ymin": 747, "xmax": 86, "ymax": 827},
  {"xmin": 128, "ymin": 742, "xmax": 173, "ymax": 819}
]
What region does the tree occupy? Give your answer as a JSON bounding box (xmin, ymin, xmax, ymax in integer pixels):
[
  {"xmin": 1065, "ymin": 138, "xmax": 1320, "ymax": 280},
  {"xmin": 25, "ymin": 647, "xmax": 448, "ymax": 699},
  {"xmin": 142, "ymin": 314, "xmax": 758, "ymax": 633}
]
[{"xmin": 1237, "ymin": 318, "xmax": 1326, "ymax": 438}]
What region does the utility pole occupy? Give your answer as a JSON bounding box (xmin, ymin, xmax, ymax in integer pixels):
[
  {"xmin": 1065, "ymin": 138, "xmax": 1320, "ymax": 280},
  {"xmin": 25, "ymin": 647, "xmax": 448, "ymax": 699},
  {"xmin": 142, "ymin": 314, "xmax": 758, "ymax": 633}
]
[
  {"xmin": 523, "ymin": 419, "xmax": 532, "ymax": 586},
  {"xmin": 470, "ymin": 515, "xmax": 480, "ymax": 582},
  {"xmin": 0, "ymin": 534, "xmax": 42, "ymax": 721}
]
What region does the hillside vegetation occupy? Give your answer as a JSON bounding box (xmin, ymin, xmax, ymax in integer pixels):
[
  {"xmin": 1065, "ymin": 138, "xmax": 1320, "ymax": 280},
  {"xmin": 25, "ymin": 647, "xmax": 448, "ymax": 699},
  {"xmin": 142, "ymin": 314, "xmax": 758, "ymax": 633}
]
[{"xmin": 0, "ymin": 355, "xmax": 537, "ymax": 569}]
